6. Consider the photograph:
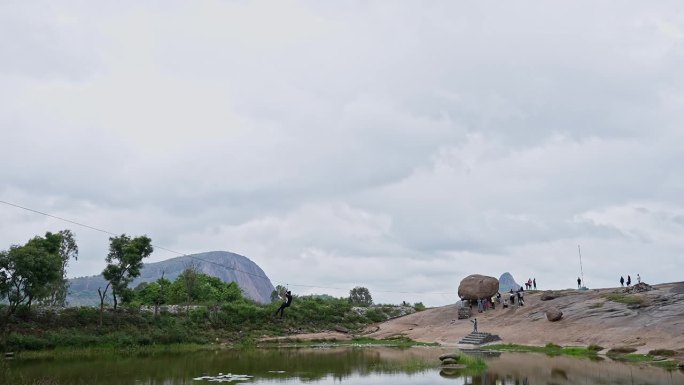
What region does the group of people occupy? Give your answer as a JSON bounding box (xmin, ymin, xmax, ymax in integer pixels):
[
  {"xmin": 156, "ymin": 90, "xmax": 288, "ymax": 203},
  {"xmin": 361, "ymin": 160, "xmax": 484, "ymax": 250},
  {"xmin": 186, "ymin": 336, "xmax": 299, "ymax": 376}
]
[
  {"xmin": 619, "ymin": 274, "xmax": 641, "ymax": 287},
  {"xmin": 524, "ymin": 278, "xmax": 537, "ymax": 290}
]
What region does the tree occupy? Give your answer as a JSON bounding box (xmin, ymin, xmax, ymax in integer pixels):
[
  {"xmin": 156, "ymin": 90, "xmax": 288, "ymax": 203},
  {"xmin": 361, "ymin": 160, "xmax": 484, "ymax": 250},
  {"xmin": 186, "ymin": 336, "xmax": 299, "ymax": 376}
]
[
  {"xmin": 0, "ymin": 233, "xmax": 64, "ymax": 315},
  {"xmin": 39, "ymin": 230, "xmax": 78, "ymax": 307},
  {"xmin": 98, "ymin": 234, "xmax": 153, "ymax": 325},
  {"xmin": 349, "ymin": 286, "xmax": 373, "ymax": 307},
  {"xmin": 270, "ymin": 285, "xmax": 288, "ymax": 303}
]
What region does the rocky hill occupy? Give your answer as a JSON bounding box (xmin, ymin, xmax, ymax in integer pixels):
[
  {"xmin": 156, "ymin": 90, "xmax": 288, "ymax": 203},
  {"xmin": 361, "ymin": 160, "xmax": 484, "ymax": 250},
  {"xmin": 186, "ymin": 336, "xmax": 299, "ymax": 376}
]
[
  {"xmin": 67, "ymin": 251, "xmax": 275, "ymax": 306},
  {"xmin": 362, "ymin": 281, "xmax": 684, "ymax": 354},
  {"xmin": 498, "ymin": 272, "xmax": 521, "ymax": 293}
]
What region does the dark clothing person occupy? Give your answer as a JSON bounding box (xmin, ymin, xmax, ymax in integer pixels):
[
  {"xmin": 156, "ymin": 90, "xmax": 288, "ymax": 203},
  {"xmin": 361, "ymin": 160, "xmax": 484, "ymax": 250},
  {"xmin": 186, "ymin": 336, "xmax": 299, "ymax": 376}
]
[
  {"xmin": 627, "ymin": 275, "xmax": 631, "ymax": 287},
  {"xmin": 533, "ymin": 278, "xmax": 536, "ymax": 290},
  {"xmin": 620, "ymin": 276, "xmax": 624, "ymax": 287},
  {"xmin": 471, "ymin": 318, "xmax": 478, "ymax": 332},
  {"xmin": 577, "ymin": 277, "xmax": 581, "ymax": 288},
  {"xmin": 275, "ymin": 291, "xmax": 293, "ymax": 317}
]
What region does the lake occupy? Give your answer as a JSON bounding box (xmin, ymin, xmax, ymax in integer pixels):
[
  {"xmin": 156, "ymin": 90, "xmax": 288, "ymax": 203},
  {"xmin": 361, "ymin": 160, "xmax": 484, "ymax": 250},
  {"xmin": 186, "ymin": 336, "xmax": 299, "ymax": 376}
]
[{"xmin": 3, "ymin": 346, "xmax": 683, "ymax": 385}]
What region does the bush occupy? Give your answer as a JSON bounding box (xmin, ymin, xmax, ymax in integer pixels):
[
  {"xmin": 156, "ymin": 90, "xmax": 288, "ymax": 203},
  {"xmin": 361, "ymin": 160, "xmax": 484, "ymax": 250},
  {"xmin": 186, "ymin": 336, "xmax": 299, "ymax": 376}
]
[
  {"xmin": 587, "ymin": 344, "xmax": 604, "ymax": 351},
  {"xmin": 648, "ymin": 349, "xmax": 675, "ymax": 356},
  {"xmin": 607, "ymin": 346, "xmax": 637, "ymax": 354},
  {"xmin": 7, "ymin": 334, "xmax": 53, "ymax": 351},
  {"xmin": 365, "ymin": 308, "xmax": 386, "ymax": 323}
]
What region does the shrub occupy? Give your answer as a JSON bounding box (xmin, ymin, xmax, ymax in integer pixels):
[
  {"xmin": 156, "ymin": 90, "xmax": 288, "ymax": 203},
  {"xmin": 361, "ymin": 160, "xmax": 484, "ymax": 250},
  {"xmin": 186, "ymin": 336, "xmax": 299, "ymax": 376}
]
[
  {"xmin": 604, "ymin": 293, "xmax": 643, "ymax": 305},
  {"xmin": 7, "ymin": 334, "xmax": 53, "ymax": 351},
  {"xmin": 364, "ymin": 308, "xmax": 386, "ymax": 323},
  {"xmin": 607, "ymin": 346, "xmax": 637, "ymax": 354},
  {"xmin": 587, "ymin": 344, "xmax": 604, "ymax": 351},
  {"xmin": 648, "ymin": 349, "xmax": 675, "ymax": 356}
]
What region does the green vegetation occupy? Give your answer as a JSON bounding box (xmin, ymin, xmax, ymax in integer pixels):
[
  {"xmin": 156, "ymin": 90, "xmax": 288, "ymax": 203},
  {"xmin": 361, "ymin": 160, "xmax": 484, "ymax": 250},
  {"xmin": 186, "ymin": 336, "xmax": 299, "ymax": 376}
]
[
  {"xmin": 349, "ymin": 286, "xmax": 373, "ymax": 306},
  {"xmin": 1, "ymin": 229, "xmax": 425, "ymax": 353},
  {"xmin": 370, "ymin": 357, "xmax": 434, "ymax": 372},
  {"xmin": 607, "ymin": 346, "xmax": 637, "ymax": 354},
  {"xmin": 260, "ymin": 335, "xmax": 436, "ymax": 348},
  {"xmin": 456, "ymin": 352, "xmax": 488, "ymax": 371},
  {"xmin": 0, "ymin": 230, "xmax": 77, "ymax": 314},
  {"xmin": 14, "ymin": 343, "xmax": 214, "ymax": 359},
  {"xmin": 483, "ymin": 343, "xmax": 600, "ymax": 357},
  {"xmin": 648, "ymin": 349, "xmax": 676, "ymax": 356},
  {"xmin": 604, "ymin": 293, "xmax": 644, "ymax": 306}
]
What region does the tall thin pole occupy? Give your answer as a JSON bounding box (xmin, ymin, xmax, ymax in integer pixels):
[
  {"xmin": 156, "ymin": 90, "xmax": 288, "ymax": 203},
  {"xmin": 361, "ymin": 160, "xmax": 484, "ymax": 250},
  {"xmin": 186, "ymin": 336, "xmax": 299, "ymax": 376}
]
[{"xmin": 578, "ymin": 245, "xmax": 585, "ymax": 288}]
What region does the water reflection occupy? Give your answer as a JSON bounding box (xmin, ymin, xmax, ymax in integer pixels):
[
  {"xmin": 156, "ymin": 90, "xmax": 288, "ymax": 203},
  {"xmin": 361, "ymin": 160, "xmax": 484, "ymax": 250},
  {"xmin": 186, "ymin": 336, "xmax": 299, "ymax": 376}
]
[{"xmin": 2, "ymin": 347, "xmax": 683, "ymax": 385}]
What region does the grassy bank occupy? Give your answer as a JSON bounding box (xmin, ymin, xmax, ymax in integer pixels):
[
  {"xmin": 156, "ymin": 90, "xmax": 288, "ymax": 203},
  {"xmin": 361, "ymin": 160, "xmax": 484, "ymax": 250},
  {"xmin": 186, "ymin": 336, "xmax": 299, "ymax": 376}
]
[
  {"xmin": 485, "ymin": 343, "xmax": 682, "ymax": 370},
  {"xmin": 482, "ymin": 343, "xmax": 602, "ymax": 357},
  {"xmin": 0, "ymin": 298, "xmax": 419, "ymax": 353},
  {"xmin": 259, "ymin": 335, "xmax": 438, "ymax": 348}
]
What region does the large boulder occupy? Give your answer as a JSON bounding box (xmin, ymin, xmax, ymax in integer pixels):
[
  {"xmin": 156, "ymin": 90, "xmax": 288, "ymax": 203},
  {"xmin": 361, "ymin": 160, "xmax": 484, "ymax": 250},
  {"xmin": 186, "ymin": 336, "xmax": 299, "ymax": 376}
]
[
  {"xmin": 546, "ymin": 307, "xmax": 563, "ymax": 322},
  {"xmin": 458, "ymin": 274, "xmax": 499, "ymax": 300}
]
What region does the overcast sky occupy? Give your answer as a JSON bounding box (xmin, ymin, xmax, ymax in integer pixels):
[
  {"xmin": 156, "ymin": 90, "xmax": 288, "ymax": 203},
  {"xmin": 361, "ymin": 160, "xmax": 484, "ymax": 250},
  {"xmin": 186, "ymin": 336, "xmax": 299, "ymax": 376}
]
[{"xmin": 1, "ymin": 1, "xmax": 683, "ymax": 306}]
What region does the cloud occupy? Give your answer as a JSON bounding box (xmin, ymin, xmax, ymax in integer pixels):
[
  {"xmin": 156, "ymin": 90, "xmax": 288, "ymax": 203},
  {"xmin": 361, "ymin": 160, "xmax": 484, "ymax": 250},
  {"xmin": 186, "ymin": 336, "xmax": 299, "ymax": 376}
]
[{"xmin": 2, "ymin": 1, "xmax": 684, "ymax": 306}]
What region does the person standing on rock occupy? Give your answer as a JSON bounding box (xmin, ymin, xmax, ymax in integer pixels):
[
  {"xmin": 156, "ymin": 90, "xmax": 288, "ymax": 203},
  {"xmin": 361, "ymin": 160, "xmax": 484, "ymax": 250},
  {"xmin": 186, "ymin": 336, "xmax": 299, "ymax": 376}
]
[
  {"xmin": 471, "ymin": 318, "xmax": 478, "ymax": 332},
  {"xmin": 275, "ymin": 290, "xmax": 293, "ymax": 318},
  {"xmin": 637, "ymin": 274, "xmax": 641, "ymax": 284},
  {"xmin": 620, "ymin": 276, "xmax": 624, "ymax": 287},
  {"xmin": 533, "ymin": 278, "xmax": 537, "ymax": 290},
  {"xmin": 577, "ymin": 277, "xmax": 581, "ymax": 288},
  {"xmin": 627, "ymin": 275, "xmax": 631, "ymax": 287}
]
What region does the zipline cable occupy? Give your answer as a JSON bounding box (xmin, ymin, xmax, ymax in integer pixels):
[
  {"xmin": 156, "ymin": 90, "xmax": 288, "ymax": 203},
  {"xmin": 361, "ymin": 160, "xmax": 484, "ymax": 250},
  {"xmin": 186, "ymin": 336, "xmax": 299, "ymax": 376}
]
[{"xmin": 0, "ymin": 199, "xmax": 458, "ymax": 297}]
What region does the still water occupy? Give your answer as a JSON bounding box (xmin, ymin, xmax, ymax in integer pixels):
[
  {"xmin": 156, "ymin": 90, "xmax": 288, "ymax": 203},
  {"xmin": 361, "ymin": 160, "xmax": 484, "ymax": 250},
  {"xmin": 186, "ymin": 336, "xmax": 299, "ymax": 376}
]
[{"xmin": 3, "ymin": 347, "xmax": 683, "ymax": 385}]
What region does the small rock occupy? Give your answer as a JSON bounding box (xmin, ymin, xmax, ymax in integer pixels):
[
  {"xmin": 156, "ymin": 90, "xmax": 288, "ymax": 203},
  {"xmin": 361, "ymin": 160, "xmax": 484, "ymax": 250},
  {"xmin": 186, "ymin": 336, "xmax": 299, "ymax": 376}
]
[
  {"xmin": 441, "ymin": 359, "xmax": 459, "ymax": 365},
  {"xmin": 546, "ymin": 307, "xmax": 563, "ymax": 322},
  {"xmin": 439, "ymin": 353, "xmax": 460, "ymax": 361},
  {"xmin": 541, "ymin": 291, "xmax": 560, "ymax": 301},
  {"xmin": 334, "ymin": 325, "xmax": 350, "ymax": 334}
]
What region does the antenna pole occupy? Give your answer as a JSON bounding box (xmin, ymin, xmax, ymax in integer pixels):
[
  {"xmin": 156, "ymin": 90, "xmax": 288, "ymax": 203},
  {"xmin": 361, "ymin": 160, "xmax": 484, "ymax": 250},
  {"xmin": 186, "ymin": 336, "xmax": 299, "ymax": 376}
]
[{"xmin": 578, "ymin": 245, "xmax": 585, "ymax": 288}]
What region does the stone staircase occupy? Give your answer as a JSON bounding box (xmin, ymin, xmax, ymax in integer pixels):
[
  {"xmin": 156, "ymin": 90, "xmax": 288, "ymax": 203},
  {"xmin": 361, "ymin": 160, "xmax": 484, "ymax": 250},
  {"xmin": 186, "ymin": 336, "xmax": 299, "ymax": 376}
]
[{"xmin": 458, "ymin": 332, "xmax": 501, "ymax": 345}]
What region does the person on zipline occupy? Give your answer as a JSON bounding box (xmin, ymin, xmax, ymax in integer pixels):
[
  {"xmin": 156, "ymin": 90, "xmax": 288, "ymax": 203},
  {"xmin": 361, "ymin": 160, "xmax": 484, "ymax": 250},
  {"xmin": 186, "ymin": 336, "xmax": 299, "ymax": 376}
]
[{"xmin": 275, "ymin": 290, "xmax": 293, "ymax": 318}]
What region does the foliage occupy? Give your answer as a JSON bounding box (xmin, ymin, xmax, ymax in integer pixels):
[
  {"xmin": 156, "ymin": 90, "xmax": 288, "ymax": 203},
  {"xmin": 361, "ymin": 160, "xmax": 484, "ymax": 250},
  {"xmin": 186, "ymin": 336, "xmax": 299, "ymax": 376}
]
[
  {"xmin": 39, "ymin": 230, "xmax": 78, "ymax": 307},
  {"xmin": 483, "ymin": 343, "xmax": 600, "ymax": 357},
  {"xmin": 607, "ymin": 346, "xmax": 638, "ymax": 354},
  {"xmin": 167, "ymin": 271, "xmax": 244, "ymax": 305},
  {"xmin": 270, "ymin": 285, "xmax": 288, "ymax": 303},
  {"xmin": 349, "ymin": 286, "xmax": 373, "ymax": 307},
  {"xmin": 604, "ymin": 293, "xmax": 644, "ymax": 305},
  {"xmin": 647, "ymin": 349, "xmax": 676, "ymax": 356},
  {"xmin": 0, "ymin": 232, "xmax": 65, "ymax": 314},
  {"xmin": 413, "ymin": 302, "xmax": 426, "ymax": 311},
  {"xmin": 98, "ymin": 234, "xmax": 153, "ymax": 317}
]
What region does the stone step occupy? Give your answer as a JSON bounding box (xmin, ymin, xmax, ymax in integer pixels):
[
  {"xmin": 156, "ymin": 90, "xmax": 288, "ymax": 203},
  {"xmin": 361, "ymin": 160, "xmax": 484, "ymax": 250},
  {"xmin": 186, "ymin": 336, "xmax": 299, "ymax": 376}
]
[{"xmin": 458, "ymin": 331, "xmax": 501, "ymax": 345}]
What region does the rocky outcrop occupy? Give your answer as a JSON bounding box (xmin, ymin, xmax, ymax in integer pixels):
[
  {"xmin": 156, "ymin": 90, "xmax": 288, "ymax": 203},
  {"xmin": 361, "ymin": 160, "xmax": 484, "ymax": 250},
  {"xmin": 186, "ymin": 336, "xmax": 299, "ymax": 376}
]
[
  {"xmin": 546, "ymin": 307, "xmax": 563, "ymax": 321},
  {"xmin": 498, "ymin": 272, "xmax": 521, "ymax": 293},
  {"xmin": 625, "ymin": 282, "xmax": 653, "ymax": 293},
  {"xmin": 458, "ymin": 275, "xmax": 499, "ymax": 300},
  {"xmin": 68, "ymin": 251, "xmax": 275, "ymax": 305},
  {"xmin": 541, "ymin": 291, "xmax": 564, "ymax": 301}
]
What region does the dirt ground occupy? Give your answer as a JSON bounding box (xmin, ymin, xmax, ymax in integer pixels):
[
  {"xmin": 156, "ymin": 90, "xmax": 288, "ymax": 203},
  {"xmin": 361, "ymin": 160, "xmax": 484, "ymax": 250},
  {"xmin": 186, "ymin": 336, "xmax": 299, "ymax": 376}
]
[{"xmin": 264, "ymin": 282, "xmax": 684, "ymax": 357}]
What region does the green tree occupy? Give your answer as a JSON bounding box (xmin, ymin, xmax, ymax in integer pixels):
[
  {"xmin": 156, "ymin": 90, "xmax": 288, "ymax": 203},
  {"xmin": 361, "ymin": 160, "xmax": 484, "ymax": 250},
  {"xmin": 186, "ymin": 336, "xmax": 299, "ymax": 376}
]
[
  {"xmin": 270, "ymin": 284, "xmax": 288, "ymax": 303},
  {"xmin": 0, "ymin": 233, "xmax": 63, "ymax": 314},
  {"xmin": 349, "ymin": 286, "xmax": 373, "ymax": 307},
  {"xmin": 40, "ymin": 230, "xmax": 78, "ymax": 307},
  {"xmin": 167, "ymin": 271, "xmax": 244, "ymax": 305},
  {"xmin": 98, "ymin": 234, "xmax": 153, "ymax": 325}
]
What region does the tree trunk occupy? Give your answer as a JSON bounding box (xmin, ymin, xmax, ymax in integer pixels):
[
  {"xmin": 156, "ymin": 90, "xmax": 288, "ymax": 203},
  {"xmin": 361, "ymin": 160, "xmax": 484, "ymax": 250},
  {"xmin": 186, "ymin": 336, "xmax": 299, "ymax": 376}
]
[
  {"xmin": 97, "ymin": 283, "xmax": 110, "ymax": 327},
  {"xmin": 112, "ymin": 288, "xmax": 118, "ymax": 310}
]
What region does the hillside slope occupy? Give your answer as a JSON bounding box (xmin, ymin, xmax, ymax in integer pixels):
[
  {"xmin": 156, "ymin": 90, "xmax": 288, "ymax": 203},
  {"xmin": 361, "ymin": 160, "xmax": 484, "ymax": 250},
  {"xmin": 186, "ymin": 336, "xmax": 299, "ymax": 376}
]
[
  {"xmin": 68, "ymin": 251, "xmax": 275, "ymax": 305},
  {"xmin": 365, "ymin": 282, "xmax": 684, "ymax": 353}
]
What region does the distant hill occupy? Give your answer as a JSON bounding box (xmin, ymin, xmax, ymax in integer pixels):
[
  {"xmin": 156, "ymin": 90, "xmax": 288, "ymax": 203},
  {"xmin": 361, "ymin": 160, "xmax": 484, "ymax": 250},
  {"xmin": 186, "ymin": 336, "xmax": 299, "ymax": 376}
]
[
  {"xmin": 67, "ymin": 251, "xmax": 275, "ymax": 306},
  {"xmin": 498, "ymin": 272, "xmax": 521, "ymax": 293}
]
